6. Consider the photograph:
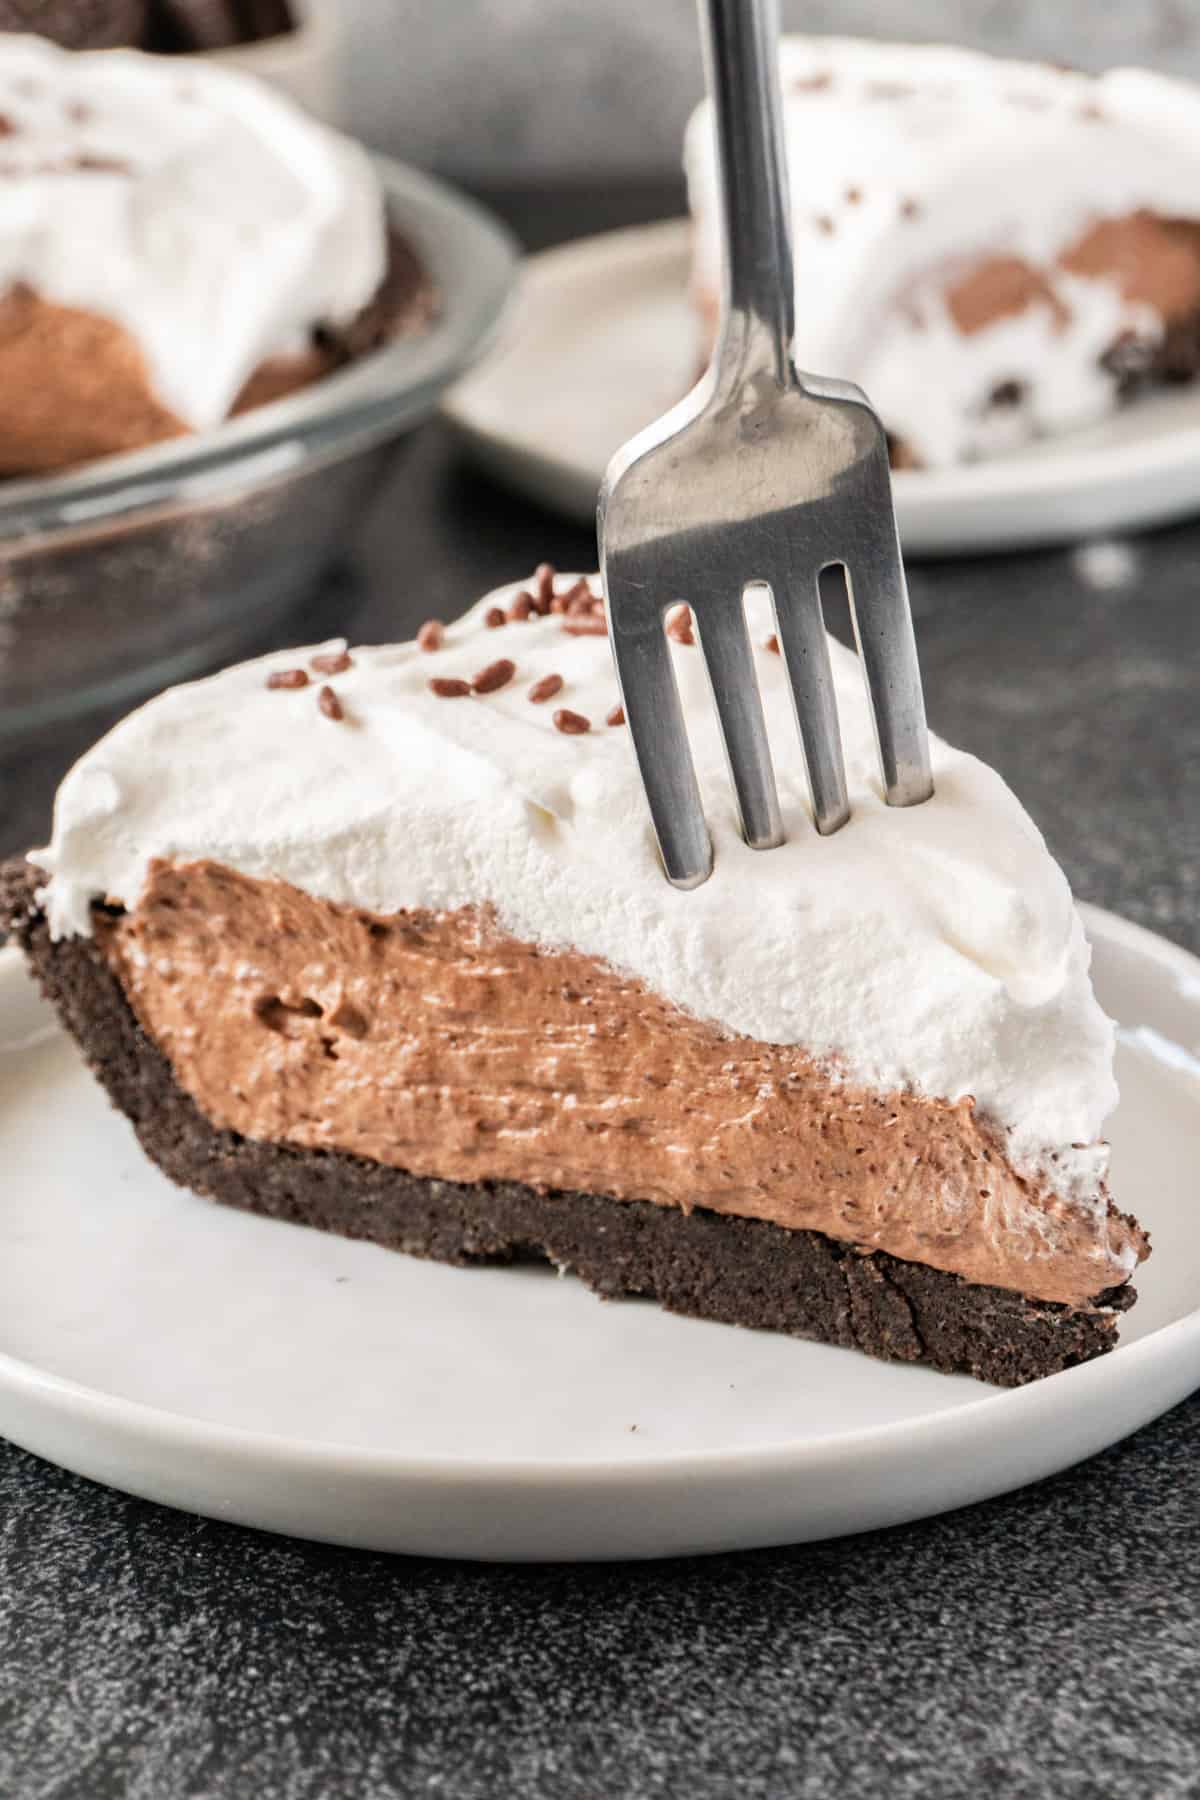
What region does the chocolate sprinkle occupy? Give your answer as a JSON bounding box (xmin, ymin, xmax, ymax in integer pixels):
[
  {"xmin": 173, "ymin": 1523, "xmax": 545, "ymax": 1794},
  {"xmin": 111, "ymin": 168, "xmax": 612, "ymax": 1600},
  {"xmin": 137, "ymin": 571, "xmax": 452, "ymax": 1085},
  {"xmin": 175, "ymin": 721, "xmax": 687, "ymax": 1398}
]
[
  {"xmin": 606, "ymin": 704, "xmax": 626, "ymax": 727},
  {"xmin": 266, "ymin": 668, "xmax": 308, "ymax": 690},
  {"xmin": 429, "ymin": 677, "xmax": 471, "ymax": 698},
  {"xmin": 73, "ymin": 154, "xmax": 130, "ymax": 175},
  {"xmin": 562, "ymin": 579, "xmax": 594, "ymax": 613},
  {"xmin": 484, "ymin": 607, "xmax": 507, "ymax": 629},
  {"xmin": 845, "ymin": 185, "xmax": 862, "ymax": 205},
  {"xmin": 528, "ymin": 673, "xmax": 564, "ymax": 704},
  {"xmin": 666, "ymin": 606, "xmax": 694, "ymax": 646},
  {"xmin": 989, "ymin": 379, "xmax": 1025, "ymax": 410},
  {"xmin": 553, "ymin": 708, "xmax": 591, "ymax": 735},
  {"xmin": 562, "ymin": 616, "xmax": 608, "ymax": 637},
  {"xmin": 317, "ymin": 685, "xmax": 344, "ymax": 722},
  {"xmin": 417, "ymin": 619, "xmax": 444, "ymax": 653},
  {"xmin": 310, "ymin": 650, "xmax": 352, "ymax": 675},
  {"xmin": 508, "ymin": 592, "xmax": 535, "ymax": 621},
  {"xmin": 472, "ymin": 658, "xmax": 516, "ymax": 695},
  {"xmin": 765, "ymin": 634, "xmax": 780, "ymax": 655},
  {"xmin": 900, "ymin": 197, "xmax": 922, "ymax": 222},
  {"xmin": 815, "ymin": 215, "xmax": 835, "ymax": 236},
  {"xmin": 534, "ymin": 563, "xmax": 556, "ymax": 611},
  {"xmin": 0, "ymin": 115, "xmax": 15, "ymax": 137}
]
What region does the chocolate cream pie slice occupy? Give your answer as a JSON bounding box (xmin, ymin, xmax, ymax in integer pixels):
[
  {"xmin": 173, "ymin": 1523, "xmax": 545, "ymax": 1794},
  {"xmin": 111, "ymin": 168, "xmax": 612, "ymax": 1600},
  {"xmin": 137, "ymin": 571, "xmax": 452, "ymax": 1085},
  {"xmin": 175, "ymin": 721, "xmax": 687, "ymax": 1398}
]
[
  {"xmin": 685, "ymin": 36, "xmax": 1200, "ymax": 468},
  {"xmin": 1, "ymin": 568, "xmax": 1148, "ymax": 1386}
]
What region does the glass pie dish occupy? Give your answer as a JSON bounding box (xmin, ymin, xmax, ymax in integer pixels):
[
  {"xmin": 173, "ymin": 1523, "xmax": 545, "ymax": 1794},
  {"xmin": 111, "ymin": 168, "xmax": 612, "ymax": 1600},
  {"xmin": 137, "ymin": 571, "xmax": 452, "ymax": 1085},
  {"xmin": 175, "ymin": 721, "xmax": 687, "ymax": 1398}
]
[{"xmin": 0, "ymin": 156, "xmax": 516, "ymax": 748}]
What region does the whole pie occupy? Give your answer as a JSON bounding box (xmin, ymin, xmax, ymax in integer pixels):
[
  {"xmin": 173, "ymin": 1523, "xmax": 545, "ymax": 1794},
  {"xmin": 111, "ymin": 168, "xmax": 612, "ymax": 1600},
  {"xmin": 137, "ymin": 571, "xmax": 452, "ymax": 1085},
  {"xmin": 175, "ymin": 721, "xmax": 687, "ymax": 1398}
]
[{"xmin": 0, "ymin": 34, "xmax": 431, "ymax": 476}]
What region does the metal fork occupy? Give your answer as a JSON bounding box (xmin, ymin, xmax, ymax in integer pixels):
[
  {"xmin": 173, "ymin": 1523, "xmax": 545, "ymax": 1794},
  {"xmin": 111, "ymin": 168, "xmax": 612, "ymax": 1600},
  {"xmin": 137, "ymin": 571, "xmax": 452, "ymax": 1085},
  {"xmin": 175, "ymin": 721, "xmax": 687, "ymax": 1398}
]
[{"xmin": 598, "ymin": 0, "xmax": 934, "ymax": 888}]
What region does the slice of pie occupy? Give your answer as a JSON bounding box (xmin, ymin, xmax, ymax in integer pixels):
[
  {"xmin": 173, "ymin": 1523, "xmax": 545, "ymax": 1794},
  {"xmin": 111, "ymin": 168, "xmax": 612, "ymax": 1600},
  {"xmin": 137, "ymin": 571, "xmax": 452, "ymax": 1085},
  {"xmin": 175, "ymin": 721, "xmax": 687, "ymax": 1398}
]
[
  {"xmin": 1, "ymin": 567, "xmax": 1148, "ymax": 1385},
  {"xmin": 684, "ymin": 36, "xmax": 1200, "ymax": 467}
]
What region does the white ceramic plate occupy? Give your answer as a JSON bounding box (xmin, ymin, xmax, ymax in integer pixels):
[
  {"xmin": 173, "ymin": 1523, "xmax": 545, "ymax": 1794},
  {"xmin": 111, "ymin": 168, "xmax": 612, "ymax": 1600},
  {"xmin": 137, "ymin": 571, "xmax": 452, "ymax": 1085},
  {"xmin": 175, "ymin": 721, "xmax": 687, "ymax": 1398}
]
[
  {"xmin": 0, "ymin": 905, "xmax": 1198, "ymax": 1562},
  {"xmin": 445, "ymin": 220, "xmax": 1200, "ymax": 555}
]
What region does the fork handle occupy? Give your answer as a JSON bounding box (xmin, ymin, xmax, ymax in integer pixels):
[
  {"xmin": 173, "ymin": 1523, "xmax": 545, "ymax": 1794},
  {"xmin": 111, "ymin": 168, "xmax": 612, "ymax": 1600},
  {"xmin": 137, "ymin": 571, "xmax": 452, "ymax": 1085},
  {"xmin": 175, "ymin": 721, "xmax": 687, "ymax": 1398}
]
[{"xmin": 697, "ymin": 0, "xmax": 796, "ymax": 388}]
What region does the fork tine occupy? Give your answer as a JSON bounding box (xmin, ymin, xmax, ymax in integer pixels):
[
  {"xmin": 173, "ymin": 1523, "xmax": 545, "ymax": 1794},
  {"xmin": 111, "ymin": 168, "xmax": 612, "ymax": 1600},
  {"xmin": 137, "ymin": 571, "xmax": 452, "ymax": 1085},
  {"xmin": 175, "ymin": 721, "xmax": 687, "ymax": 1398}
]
[
  {"xmin": 607, "ymin": 592, "xmax": 713, "ymax": 889},
  {"xmin": 843, "ymin": 514, "xmax": 934, "ymax": 808},
  {"xmin": 770, "ymin": 573, "xmax": 851, "ymax": 834},
  {"xmin": 693, "ymin": 598, "xmax": 783, "ymax": 850}
]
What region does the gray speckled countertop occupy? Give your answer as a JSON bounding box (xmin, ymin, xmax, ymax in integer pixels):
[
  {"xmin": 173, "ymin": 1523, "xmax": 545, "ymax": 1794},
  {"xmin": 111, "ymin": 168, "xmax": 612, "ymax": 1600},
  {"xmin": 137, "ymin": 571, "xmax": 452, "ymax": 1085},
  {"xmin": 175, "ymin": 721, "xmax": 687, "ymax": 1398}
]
[
  {"xmin": 2, "ymin": 1402, "xmax": 1199, "ymax": 1799},
  {"xmin": 1, "ymin": 188, "xmax": 1198, "ymax": 1798}
]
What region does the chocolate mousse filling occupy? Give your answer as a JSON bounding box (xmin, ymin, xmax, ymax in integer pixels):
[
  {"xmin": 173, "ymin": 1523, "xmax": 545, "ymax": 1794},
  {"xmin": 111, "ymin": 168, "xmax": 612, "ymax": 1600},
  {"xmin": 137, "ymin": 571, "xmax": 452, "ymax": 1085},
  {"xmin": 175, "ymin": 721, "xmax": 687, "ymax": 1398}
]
[
  {"xmin": 917, "ymin": 212, "xmax": 1200, "ymax": 462},
  {"xmin": 1, "ymin": 859, "xmax": 1142, "ymax": 1386}
]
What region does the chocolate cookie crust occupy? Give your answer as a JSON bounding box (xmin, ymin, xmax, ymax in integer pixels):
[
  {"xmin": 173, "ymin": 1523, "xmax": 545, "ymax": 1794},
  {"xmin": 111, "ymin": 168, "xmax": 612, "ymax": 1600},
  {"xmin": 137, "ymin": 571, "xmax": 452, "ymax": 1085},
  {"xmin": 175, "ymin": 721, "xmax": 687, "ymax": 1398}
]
[{"xmin": 1, "ymin": 860, "xmax": 1135, "ymax": 1388}]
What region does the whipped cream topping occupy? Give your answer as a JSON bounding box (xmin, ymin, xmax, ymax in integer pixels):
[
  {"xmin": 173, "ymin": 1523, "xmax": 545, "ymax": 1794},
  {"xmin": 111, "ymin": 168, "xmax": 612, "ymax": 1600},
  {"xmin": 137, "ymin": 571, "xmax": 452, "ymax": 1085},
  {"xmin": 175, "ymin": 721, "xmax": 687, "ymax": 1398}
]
[
  {"xmin": 0, "ymin": 36, "xmax": 385, "ymax": 429},
  {"xmin": 684, "ymin": 37, "xmax": 1200, "ymax": 466},
  {"xmin": 33, "ymin": 574, "xmax": 1118, "ymax": 1209}
]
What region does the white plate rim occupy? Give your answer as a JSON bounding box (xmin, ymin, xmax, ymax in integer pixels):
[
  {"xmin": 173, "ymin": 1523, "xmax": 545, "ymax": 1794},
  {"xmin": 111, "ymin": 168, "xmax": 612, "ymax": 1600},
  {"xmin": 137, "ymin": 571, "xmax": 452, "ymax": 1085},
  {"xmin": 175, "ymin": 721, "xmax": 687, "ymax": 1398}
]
[{"xmin": 0, "ymin": 900, "xmax": 1197, "ymax": 1491}]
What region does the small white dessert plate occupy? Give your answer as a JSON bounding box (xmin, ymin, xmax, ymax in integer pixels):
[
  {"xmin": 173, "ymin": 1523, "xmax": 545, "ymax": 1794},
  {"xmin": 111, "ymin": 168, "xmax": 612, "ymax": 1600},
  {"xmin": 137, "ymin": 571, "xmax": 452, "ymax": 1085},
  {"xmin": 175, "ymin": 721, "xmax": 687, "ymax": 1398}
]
[
  {"xmin": 0, "ymin": 904, "xmax": 1198, "ymax": 1562},
  {"xmin": 445, "ymin": 220, "xmax": 1200, "ymax": 555}
]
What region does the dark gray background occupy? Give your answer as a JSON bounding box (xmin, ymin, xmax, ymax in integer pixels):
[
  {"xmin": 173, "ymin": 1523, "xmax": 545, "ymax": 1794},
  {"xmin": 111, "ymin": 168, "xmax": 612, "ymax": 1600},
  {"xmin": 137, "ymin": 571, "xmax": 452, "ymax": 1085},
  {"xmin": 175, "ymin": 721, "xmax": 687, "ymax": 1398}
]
[{"xmin": 347, "ymin": 0, "xmax": 1200, "ymax": 179}]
